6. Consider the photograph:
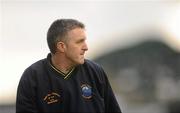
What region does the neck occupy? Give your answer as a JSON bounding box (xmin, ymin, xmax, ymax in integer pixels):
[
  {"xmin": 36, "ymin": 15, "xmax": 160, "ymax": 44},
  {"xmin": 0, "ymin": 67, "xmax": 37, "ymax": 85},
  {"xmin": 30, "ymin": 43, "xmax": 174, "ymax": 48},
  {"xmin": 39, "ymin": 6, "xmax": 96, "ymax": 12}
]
[{"xmin": 51, "ymin": 53, "xmax": 74, "ymax": 74}]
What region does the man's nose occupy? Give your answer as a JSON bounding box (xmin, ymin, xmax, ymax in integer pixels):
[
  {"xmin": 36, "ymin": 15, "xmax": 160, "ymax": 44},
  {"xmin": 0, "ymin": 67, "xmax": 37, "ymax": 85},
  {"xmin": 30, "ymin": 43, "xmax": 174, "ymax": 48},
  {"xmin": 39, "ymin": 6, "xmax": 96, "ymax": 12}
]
[{"xmin": 83, "ymin": 42, "xmax": 88, "ymax": 51}]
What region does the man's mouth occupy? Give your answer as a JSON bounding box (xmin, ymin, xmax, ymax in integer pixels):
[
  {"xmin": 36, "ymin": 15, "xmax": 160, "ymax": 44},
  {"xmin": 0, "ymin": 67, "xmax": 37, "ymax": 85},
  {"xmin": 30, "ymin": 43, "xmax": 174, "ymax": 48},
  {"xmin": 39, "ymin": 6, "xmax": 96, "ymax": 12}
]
[{"xmin": 80, "ymin": 52, "xmax": 85, "ymax": 55}]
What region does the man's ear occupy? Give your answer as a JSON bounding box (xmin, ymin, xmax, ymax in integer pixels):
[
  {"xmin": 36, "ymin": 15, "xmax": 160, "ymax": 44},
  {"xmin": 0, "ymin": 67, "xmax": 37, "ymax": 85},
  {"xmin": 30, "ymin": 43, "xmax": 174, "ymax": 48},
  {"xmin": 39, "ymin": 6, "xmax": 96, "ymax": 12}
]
[{"xmin": 57, "ymin": 41, "xmax": 66, "ymax": 52}]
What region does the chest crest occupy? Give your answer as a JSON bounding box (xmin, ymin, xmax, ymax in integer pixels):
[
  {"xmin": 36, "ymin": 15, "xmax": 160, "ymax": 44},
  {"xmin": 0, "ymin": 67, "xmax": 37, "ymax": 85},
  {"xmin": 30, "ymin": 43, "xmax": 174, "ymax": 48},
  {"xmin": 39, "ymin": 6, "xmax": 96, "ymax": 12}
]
[{"xmin": 81, "ymin": 84, "xmax": 92, "ymax": 100}]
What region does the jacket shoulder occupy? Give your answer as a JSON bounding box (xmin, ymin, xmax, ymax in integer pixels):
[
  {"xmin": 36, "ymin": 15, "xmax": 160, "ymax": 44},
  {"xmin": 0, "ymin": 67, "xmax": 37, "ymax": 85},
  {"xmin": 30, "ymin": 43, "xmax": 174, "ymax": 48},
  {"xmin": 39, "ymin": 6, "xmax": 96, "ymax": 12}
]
[{"xmin": 84, "ymin": 59, "xmax": 102, "ymax": 70}]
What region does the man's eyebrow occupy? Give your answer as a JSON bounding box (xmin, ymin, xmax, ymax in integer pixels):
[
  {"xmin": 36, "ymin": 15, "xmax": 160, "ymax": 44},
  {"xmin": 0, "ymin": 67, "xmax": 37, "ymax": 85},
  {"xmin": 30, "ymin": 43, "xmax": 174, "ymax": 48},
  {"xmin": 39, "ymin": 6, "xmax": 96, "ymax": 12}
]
[{"xmin": 76, "ymin": 37, "xmax": 86, "ymax": 43}]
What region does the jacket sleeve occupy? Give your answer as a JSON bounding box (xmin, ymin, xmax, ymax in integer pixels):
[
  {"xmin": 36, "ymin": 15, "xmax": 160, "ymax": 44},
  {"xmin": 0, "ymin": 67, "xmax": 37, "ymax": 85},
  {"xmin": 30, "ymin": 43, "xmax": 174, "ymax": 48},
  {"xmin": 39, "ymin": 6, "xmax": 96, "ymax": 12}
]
[
  {"xmin": 16, "ymin": 68, "xmax": 38, "ymax": 113},
  {"xmin": 101, "ymin": 68, "xmax": 122, "ymax": 113}
]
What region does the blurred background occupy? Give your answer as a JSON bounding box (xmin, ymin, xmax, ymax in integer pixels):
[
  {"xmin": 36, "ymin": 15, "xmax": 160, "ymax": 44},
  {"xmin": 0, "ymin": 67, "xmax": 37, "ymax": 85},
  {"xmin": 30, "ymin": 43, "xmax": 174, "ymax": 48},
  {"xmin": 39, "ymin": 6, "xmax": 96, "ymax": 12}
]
[{"xmin": 1, "ymin": 0, "xmax": 180, "ymax": 113}]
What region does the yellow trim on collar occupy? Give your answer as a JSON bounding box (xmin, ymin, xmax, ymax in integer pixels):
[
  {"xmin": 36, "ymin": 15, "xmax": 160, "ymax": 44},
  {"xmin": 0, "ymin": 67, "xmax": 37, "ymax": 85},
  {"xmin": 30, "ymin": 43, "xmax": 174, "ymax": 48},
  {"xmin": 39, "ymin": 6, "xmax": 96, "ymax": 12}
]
[{"xmin": 50, "ymin": 63, "xmax": 75, "ymax": 79}]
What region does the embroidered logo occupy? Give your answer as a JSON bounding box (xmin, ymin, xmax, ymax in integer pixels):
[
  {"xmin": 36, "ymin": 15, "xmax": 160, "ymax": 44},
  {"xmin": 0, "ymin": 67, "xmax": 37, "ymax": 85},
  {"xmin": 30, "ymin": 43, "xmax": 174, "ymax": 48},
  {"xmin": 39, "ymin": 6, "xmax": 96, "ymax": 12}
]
[
  {"xmin": 43, "ymin": 92, "xmax": 61, "ymax": 104},
  {"xmin": 81, "ymin": 84, "xmax": 92, "ymax": 100}
]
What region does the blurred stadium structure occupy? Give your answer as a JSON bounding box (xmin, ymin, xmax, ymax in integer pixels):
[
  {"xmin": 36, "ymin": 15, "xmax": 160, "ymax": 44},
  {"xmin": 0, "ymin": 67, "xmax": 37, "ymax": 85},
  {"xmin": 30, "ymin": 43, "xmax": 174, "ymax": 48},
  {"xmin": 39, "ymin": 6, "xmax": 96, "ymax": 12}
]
[
  {"xmin": 93, "ymin": 30, "xmax": 180, "ymax": 113},
  {"xmin": 1, "ymin": 0, "xmax": 180, "ymax": 113}
]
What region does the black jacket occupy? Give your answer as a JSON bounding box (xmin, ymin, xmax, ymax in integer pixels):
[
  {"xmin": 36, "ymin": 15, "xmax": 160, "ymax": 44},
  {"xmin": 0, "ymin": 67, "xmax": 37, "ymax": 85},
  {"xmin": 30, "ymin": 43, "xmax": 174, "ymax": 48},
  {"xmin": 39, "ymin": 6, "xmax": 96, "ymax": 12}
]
[{"xmin": 16, "ymin": 54, "xmax": 122, "ymax": 113}]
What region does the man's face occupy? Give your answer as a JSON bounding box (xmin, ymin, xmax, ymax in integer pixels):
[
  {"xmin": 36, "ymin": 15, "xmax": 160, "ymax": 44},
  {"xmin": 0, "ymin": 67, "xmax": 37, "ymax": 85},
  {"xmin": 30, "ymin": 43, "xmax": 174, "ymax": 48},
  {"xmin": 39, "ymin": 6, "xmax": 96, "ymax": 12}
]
[{"xmin": 63, "ymin": 28, "xmax": 88, "ymax": 65}]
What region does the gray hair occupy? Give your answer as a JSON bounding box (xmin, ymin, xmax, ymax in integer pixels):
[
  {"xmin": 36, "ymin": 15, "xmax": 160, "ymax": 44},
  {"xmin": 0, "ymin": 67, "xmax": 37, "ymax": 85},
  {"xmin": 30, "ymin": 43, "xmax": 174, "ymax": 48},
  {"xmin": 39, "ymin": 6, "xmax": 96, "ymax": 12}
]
[{"xmin": 47, "ymin": 19, "xmax": 85, "ymax": 54}]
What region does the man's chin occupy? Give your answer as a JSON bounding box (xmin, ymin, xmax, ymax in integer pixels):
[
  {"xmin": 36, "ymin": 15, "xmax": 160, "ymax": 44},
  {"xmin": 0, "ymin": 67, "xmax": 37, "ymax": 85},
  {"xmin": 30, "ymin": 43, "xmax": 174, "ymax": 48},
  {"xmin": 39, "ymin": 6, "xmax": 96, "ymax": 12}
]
[{"xmin": 78, "ymin": 59, "xmax": 85, "ymax": 65}]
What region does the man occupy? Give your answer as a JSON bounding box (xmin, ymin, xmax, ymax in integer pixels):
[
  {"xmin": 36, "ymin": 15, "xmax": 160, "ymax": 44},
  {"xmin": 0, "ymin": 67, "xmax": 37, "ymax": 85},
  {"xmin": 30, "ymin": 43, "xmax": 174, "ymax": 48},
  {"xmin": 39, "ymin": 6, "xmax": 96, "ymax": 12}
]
[{"xmin": 16, "ymin": 19, "xmax": 122, "ymax": 113}]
